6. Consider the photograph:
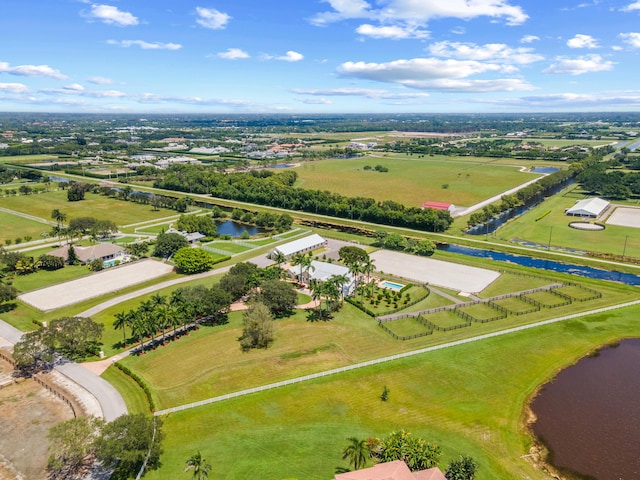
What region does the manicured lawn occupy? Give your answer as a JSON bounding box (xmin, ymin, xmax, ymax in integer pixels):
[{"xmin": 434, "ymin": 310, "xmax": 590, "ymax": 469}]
[
  {"xmin": 294, "ymin": 154, "xmax": 542, "ymax": 208},
  {"xmin": 491, "ymin": 296, "xmax": 538, "ymax": 314},
  {"xmin": 0, "ymin": 190, "xmax": 175, "ymax": 227},
  {"xmin": 422, "ymin": 310, "xmax": 469, "ymax": 329},
  {"xmin": 382, "ymin": 317, "xmax": 431, "ymax": 337},
  {"xmin": 135, "ymin": 223, "xmax": 173, "ymax": 234},
  {"xmin": 143, "ymin": 303, "xmax": 640, "ymax": 480},
  {"xmin": 477, "ymin": 273, "xmax": 555, "ymax": 298},
  {"xmin": 458, "ymin": 302, "xmax": 504, "ymax": 321},
  {"xmin": 100, "ymin": 366, "xmax": 150, "ymax": 415},
  {"xmin": 7, "ymin": 265, "xmax": 89, "ymax": 293},
  {"xmin": 203, "ymin": 242, "xmax": 252, "ymax": 254},
  {"xmin": 246, "ymin": 237, "xmax": 279, "ymax": 246},
  {"xmin": 0, "ymin": 210, "xmax": 50, "ymax": 244}
]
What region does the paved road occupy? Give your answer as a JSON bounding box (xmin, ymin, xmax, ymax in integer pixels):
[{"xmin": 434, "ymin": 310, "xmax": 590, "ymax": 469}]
[
  {"xmin": 0, "ymin": 320, "xmax": 127, "ymax": 422},
  {"xmin": 155, "ymin": 299, "xmax": 640, "ymax": 416}
]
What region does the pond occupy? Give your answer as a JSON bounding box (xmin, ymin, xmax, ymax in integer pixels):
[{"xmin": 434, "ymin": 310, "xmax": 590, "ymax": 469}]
[
  {"xmin": 438, "ymin": 243, "xmax": 640, "ymax": 286},
  {"xmin": 530, "ymin": 339, "xmax": 640, "ymax": 480},
  {"xmin": 214, "ymin": 219, "xmax": 267, "ymax": 238}
]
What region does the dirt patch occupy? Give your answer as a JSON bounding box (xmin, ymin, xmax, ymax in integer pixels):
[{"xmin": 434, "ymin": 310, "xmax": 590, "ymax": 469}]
[{"xmin": 0, "ymin": 360, "xmax": 75, "ymax": 480}]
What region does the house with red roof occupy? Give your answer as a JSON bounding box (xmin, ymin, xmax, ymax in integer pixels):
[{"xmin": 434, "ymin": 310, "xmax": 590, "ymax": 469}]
[
  {"xmin": 422, "ymin": 201, "xmax": 455, "ymax": 213},
  {"xmin": 334, "ymin": 460, "xmax": 446, "ymax": 480}
]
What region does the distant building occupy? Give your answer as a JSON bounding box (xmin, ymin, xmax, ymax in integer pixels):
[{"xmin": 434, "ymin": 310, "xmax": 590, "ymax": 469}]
[
  {"xmin": 166, "ymin": 228, "xmax": 206, "ymax": 243},
  {"xmin": 49, "ymin": 243, "xmax": 127, "ymax": 266},
  {"xmin": 422, "ymin": 201, "xmax": 455, "ymax": 213},
  {"xmin": 270, "ymin": 234, "xmax": 327, "ymax": 258},
  {"xmin": 334, "ymin": 460, "xmax": 446, "ymax": 480},
  {"xmin": 565, "ymin": 197, "xmax": 610, "ymax": 218},
  {"xmin": 289, "ymin": 260, "xmax": 355, "ymax": 296}
]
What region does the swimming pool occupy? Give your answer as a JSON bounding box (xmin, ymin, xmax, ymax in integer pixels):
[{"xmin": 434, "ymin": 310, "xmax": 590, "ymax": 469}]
[{"xmin": 380, "ymin": 280, "xmax": 405, "ymax": 291}]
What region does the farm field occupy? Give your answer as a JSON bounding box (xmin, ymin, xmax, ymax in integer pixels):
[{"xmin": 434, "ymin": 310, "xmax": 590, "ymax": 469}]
[
  {"xmin": 495, "ymin": 186, "xmax": 640, "ymax": 259},
  {"xmin": 139, "ymin": 302, "xmax": 640, "ymax": 480},
  {"xmin": 292, "ymin": 154, "xmax": 542, "ymax": 208},
  {"xmin": 0, "ymin": 210, "xmax": 50, "ymax": 244},
  {"xmin": 0, "ymin": 190, "xmax": 175, "ymax": 226}
]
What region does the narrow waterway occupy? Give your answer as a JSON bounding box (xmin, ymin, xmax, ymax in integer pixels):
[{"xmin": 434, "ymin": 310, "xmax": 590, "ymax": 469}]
[{"xmin": 530, "ymin": 339, "xmax": 640, "ymax": 480}]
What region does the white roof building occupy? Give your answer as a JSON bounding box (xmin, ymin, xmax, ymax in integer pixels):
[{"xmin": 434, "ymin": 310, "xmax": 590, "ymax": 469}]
[
  {"xmin": 565, "ymin": 197, "xmax": 610, "ymax": 218},
  {"xmin": 289, "ymin": 260, "xmax": 355, "ymax": 296},
  {"xmin": 271, "ymin": 234, "xmax": 327, "ymax": 258}
]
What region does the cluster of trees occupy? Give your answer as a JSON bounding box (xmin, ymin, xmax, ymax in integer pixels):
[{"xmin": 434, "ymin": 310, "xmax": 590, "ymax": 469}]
[
  {"xmin": 154, "ymin": 232, "xmax": 189, "ymax": 258},
  {"xmin": 47, "ymin": 414, "xmax": 162, "ymax": 480},
  {"xmin": 371, "ymin": 231, "xmax": 436, "ymax": 257},
  {"xmin": 577, "ymin": 162, "xmax": 640, "ymax": 200},
  {"xmin": 0, "ymin": 281, "xmax": 17, "ymax": 312},
  {"xmin": 363, "ymin": 164, "xmax": 389, "ymax": 172},
  {"xmin": 154, "ymin": 165, "xmax": 453, "ymax": 233},
  {"xmin": 49, "ymin": 209, "xmax": 117, "ymax": 244},
  {"xmin": 66, "ymin": 181, "xmax": 91, "ymax": 201},
  {"xmin": 228, "ymin": 208, "xmax": 294, "ymax": 232},
  {"xmin": 176, "ymin": 214, "xmax": 217, "ymax": 237},
  {"xmin": 93, "ymin": 184, "xmax": 192, "ymax": 213},
  {"xmin": 173, "ymin": 247, "xmax": 218, "ymax": 274},
  {"xmin": 13, "ymin": 317, "xmax": 103, "ymax": 370},
  {"xmin": 113, "ymin": 287, "xmax": 231, "ymax": 350},
  {"xmin": 340, "ymin": 431, "xmax": 477, "ymax": 479},
  {"xmin": 467, "ymin": 167, "xmax": 576, "ymax": 228}
]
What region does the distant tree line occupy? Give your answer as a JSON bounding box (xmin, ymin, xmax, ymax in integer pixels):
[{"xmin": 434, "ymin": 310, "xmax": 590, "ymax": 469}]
[{"xmin": 154, "ymin": 165, "xmax": 453, "ymax": 232}]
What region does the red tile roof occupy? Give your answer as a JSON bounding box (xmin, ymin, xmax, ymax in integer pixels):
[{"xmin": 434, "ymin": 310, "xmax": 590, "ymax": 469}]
[{"xmin": 422, "ymin": 201, "xmax": 452, "ymax": 210}]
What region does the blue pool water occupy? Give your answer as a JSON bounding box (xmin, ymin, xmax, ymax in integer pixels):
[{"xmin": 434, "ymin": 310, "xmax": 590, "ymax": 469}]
[{"xmin": 381, "ymin": 280, "xmax": 405, "ymax": 291}]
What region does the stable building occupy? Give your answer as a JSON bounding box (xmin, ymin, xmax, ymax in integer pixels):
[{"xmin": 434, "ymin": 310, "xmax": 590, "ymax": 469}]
[
  {"xmin": 270, "ymin": 233, "xmax": 327, "ymax": 259},
  {"xmin": 422, "ymin": 201, "xmax": 455, "ymax": 213},
  {"xmin": 565, "ymin": 197, "xmax": 610, "ymax": 218}
]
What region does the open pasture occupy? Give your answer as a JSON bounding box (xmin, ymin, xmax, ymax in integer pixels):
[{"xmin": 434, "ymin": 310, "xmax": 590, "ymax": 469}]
[
  {"xmin": 292, "ymin": 154, "xmax": 541, "ymax": 208},
  {"xmin": 0, "ymin": 190, "xmax": 175, "ymax": 226},
  {"xmin": 0, "ymin": 210, "xmax": 50, "ymax": 244}
]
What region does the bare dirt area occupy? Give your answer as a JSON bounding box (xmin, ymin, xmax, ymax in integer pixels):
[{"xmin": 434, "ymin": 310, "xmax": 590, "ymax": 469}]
[
  {"xmin": 0, "ymin": 359, "xmax": 75, "ymax": 480},
  {"xmin": 605, "ymin": 206, "xmax": 640, "ymax": 229},
  {"xmin": 19, "ymin": 259, "xmax": 174, "ymax": 311}
]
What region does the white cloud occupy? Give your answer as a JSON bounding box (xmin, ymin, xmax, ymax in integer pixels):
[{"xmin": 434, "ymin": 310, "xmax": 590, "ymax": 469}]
[
  {"xmin": 0, "ymin": 62, "xmax": 67, "ymax": 80},
  {"xmin": 87, "ymin": 76, "xmax": 113, "ymax": 85},
  {"xmin": 291, "ymin": 87, "xmax": 429, "ymax": 99},
  {"xmin": 521, "ymin": 35, "xmax": 540, "ymax": 43},
  {"xmin": 543, "ymin": 54, "xmax": 614, "ymax": 75},
  {"xmin": 106, "ymin": 40, "xmax": 182, "ymax": 50},
  {"xmin": 428, "ymin": 41, "xmax": 544, "ymax": 64},
  {"xmin": 217, "ymin": 48, "xmax": 250, "ymax": 59},
  {"xmin": 277, "ymin": 51, "xmax": 304, "ymax": 62},
  {"xmin": 0, "ymin": 83, "xmax": 29, "ymax": 94},
  {"xmin": 519, "ymin": 93, "xmax": 640, "ymax": 107},
  {"xmin": 298, "ymin": 97, "xmax": 334, "ymax": 105},
  {"xmin": 312, "ymin": 0, "xmax": 528, "ymax": 26},
  {"xmin": 450, "ymin": 26, "xmax": 466, "ymax": 35},
  {"xmin": 567, "ymin": 34, "xmax": 599, "ymax": 49},
  {"xmin": 621, "ymin": 1, "xmax": 640, "ymax": 11},
  {"xmin": 337, "ymin": 57, "xmax": 534, "ymax": 91},
  {"xmin": 195, "ymin": 7, "xmax": 231, "ymax": 29},
  {"xmin": 84, "ymin": 4, "xmax": 139, "ymax": 26},
  {"xmin": 356, "ymin": 23, "xmax": 429, "ymax": 39},
  {"xmin": 63, "ymin": 83, "xmax": 85, "ymax": 92},
  {"xmin": 620, "ymin": 32, "xmax": 640, "ymax": 48}
]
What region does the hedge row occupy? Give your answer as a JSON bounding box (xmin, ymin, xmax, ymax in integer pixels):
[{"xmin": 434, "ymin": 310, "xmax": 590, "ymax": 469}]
[
  {"xmin": 114, "ymin": 361, "xmax": 155, "ymax": 412},
  {"xmin": 346, "ymin": 284, "xmax": 430, "ymax": 318}
]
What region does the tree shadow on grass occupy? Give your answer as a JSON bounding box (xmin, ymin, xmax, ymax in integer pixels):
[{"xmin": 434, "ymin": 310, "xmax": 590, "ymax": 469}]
[{"xmin": 306, "ymin": 308, "xmax": 333, "ymax": 322}]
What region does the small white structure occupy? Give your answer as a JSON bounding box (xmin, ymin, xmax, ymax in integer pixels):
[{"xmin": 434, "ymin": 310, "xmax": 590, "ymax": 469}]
[
  {"xmin": 271, "ymin": 234, "xmax": 327, "ymax": 258},
  {"xmin": 565, "ymin": 197, "xmax": 610, "ymax": 218},
  {"xmin": 289, "ymin": 260, "xmax": 355, "ymax": 297},
  {"xmin": 166, "ymin": 227, "xmax": 205, "ymax": 243}
]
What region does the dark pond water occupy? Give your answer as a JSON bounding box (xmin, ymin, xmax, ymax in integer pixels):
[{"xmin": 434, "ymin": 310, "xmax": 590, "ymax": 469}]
[
  {"xmin": 438, "ymin": 244, "xmax": 640, "ymax": 286},
  {"xmin": 214, "ymin": 220, "xmax": 266, "ymax": 237},
  {"xmin": 531, "ymin": 166, "xmax": 560, "ymax": 174},
  {"xmin": 531, "ymin": 339, "xmax": 640, "ymax": 480}
]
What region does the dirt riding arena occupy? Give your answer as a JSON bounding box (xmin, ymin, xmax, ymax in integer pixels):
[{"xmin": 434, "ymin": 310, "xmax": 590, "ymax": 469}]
[
  {"xmin": 606, "ymin": 206, "xmax": 640, "ymax": 229},
  {"xmin": 370, "ymin": 250, "xmax": 501, "ymax": 293},
  {"xmin": 19, "ymin": 259, "xmax": 174, "ymax": 311}
]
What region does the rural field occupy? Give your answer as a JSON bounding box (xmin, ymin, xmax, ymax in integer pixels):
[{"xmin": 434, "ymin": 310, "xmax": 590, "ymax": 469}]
[
  {"xmin": 292, "ymin": 154, "xmax": 543, "ymax": 208},
  {"xmin": 135, "ymin": 302, "xmax": 640, "ymax": 480},
  {"xmin": 0, "ymin": 210, "xmax": 50, "ymax": 244}
]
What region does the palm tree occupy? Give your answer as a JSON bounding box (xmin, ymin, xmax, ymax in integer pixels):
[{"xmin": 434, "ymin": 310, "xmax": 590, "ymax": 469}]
[
  {"xmin": 113, "ymin": 311, "xmax": 130, "ymax": 345},
  {"xmin": 330, "ymin": 273, "xmax": 350, "ymax": 304},
  {"xmin": 310, "ymin": 279, "xmax": 324, "ymax": 313},
  {"xmin": 342, "ymin": 437, "xmax": 370, "ymax": 471},
  {"xmin": 185, "ymin": 451, "xmax": 213, "ymax": 480},
  {"xmin": 347, "ymin": 260, "xmax": 364, "ymax": 290},
  {"xmin": 271, "ymin": 250, "xmax": 287, "ymax": 278},
  {"xmin": 51, "ymin": 209, "xmax": 66, "ymax": 229},
  {"xmin": 362, "ymin": 257, "xmax": 376, "ymax": 283}
]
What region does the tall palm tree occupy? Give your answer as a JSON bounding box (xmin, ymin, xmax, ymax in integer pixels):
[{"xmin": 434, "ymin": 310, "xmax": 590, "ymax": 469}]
[
  {"xmin": 362, "ymin": 257, "xmax": 376, "ymax": 283},
  {"xmin": 271, "ymin": 250, "xmax": 287, "ymax": 279},
  {"xmin": 185, "ymin": 451, "xmax": 213, "ymax": 480},
  {"xmin": 330, "ymin": 273, "xmax": 350, "ymax": 304},
  {"xmin": 342, "ymin": 437, "xmax": 370, "ymax": 471},
  {"xmin": 113, "ymin": 311, "xmax": 130, "ymax": 345}
]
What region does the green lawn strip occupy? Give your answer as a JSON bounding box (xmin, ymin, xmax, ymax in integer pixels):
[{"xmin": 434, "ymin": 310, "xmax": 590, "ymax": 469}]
[
  {"xmin": 294, "ymin": 154, "xmax": 541, "ymax": 208},
  {"xmin": 381, "ymin": 316, "xmax": 431, "ymax": 337},
  {"xmin": 7, "ymin": 265, "xmax": 89, "ymax": 292},
  {"xmin": 134, "ymin": 223, "xmax": 173, "ymax": 234},
  {"xmin": 245, "ymin": 237, "xmax": 279, "ymax": 247},
  {"xmin": 296, "ymin": 292, "xmax": 311, "ymax": 304},
  {"xmin": 554, "ymin": 284, "xmax": 599, "ymax": 301},
  {"xmin": 0, "ymin": 154, "xmax": 60, "ymax": 164},
  {"xmin": 109, "ymin": 236, "xmax": 139, "ymax": 244},
  {"xmin": 421, "ymin": 310, "xmax": 470, "ymax": 330},
  {"xmin": 121, "ymin": 278, "xmax": 628, "ymax": 411},
  {"xmin": 144, "ymin": 304, "xmax": 640, "ymax": 479},
  {"xmin": 522, "ymin": 290, "xmax": 568, "ymax": 308},
  {"xmin": 402, "ymin": 291, "xmax": 456, "ymax": 312},
  {"xmin": 491, "ymin": 296, "xmax": 539, "ymax": 314},
  {"xmin": 203, "ymin": 242, "xmax": 252, "ymax": 254},
  {"xmin": 458, "ymin": 302, "xmax": 505, "ymax": 322},
  {"xmin": 100, "ymin": 365, "xmax": 150, "ymax": 415},
  {"xmin": 0, "ymin": 210, "xmax": 50, "ymax": 244},
  {"xmin": 477, "ymin": 273, "xmax": 556, "ymax": 298},
  {"xmin": 0, "ymin": 190, "xmax": 175, "ymax": 227}
]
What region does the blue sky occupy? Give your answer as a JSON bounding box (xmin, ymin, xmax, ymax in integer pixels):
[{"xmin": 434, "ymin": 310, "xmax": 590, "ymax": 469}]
[{"xmin": 1, "ymin": 0, "xmax": 640, "ymax": 113}]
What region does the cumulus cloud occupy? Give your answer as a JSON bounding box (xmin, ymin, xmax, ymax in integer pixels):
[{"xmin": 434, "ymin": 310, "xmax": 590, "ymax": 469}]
[
  {"xmin": 543, "ymin": 54, "xmax": 614, "ymax": 75},
  {"xmin": 621, "ymin": 1, "xmax": 640, "ymax": 11},
  {"xmin": 428, "ymin": 41, "xmax": 544, "ymax": 64},
  {"xmin": 520, "ymin": 35, "xmax": 540, "ymax": 43},
  {"xmin": 337, "ymin": 57, "xmax": 534, "ymax": 91},
  {"xmin": 291, "ymin": 87, "xmax": 429, "ymax": 99},
  {"xmin": 356, "ymin": 23, "xmax": 429, "ymax": 39},
  {"xmin": 298, "ymin": 97, "xmax": 334, "ymax": 105},
  {"xmin": 84, "ymin": 4, "xmax": 139, "ymax": 26},
  {"xmin": 273, "ymin": 51, "xmax": 304, "ymax": 62},
  {"xmin": 217, "ymin": 48, "xmax": 250, "ymax": 59},
  {"xmin": 87, "ymin": 76, "xmax": 113, "ymax": 85},
  {"xmin": 63, "ymin": 83, "xmax": 85, "ymax": 92},
  {"xmin": 106, "ymin": 40, "xmax": 182, "ymax": 50},
  {"xmin": 620, "ymin": 32, "xmax": 640, "ymax": 48},
  {"xmin": 567, "ymin": 34, "xmax": 599, "ymax": 49},
  {"xmin": 195, "ymin": 7, "xmax": 231, "ymax": 29},
  {"xmin": 311, "ymin": 0, "xmax": 528, "ymax": 26},
  {"xmin": 40, "ymin": 86, "xmax": 127, "ymax": 98},
  {"xmin": 0, "ymin": 62, "xmax": 67, "ymax": 80},
  {"xmin": 0, "ymin": 82, "xmax": 29, "ymax": 94}
]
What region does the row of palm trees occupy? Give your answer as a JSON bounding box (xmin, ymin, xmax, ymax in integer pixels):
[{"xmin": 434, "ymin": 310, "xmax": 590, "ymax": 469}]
[{"xmin": 113, "ymin": 292, "xmax": 199, "ymax": 352}]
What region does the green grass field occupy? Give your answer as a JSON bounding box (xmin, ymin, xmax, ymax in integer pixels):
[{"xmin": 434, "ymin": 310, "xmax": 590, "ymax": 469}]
[
  {"xmin": 292, "ymin": 154, "xmax": 542, "ymax": 208},
  {"xmin": 139, "ymin": 303, "xmax": 640, "ymax": 480},
  {"xmin": 203, "ymin": 242, "xmax": 252, "ymax": 254},
  {"xmin": 0, "ymin": 210, "xmax": 50, "ymax": 244},
  {"xmin": 0, "ymin": 190, "xmax": 175, "ymax": 227}
]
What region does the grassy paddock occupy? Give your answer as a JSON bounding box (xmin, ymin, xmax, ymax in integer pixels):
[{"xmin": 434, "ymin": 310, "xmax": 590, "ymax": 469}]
[
  {"xmin": 144, "ymin": 304, "xmax": 640, "ymax": 479},
  {"xmin": 0, "ymin": 210, "xmax": 50, "ymax": 244},
  {"xmin": 293, "ymin": 154, "xmax": 541, "ymax": 208}
]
